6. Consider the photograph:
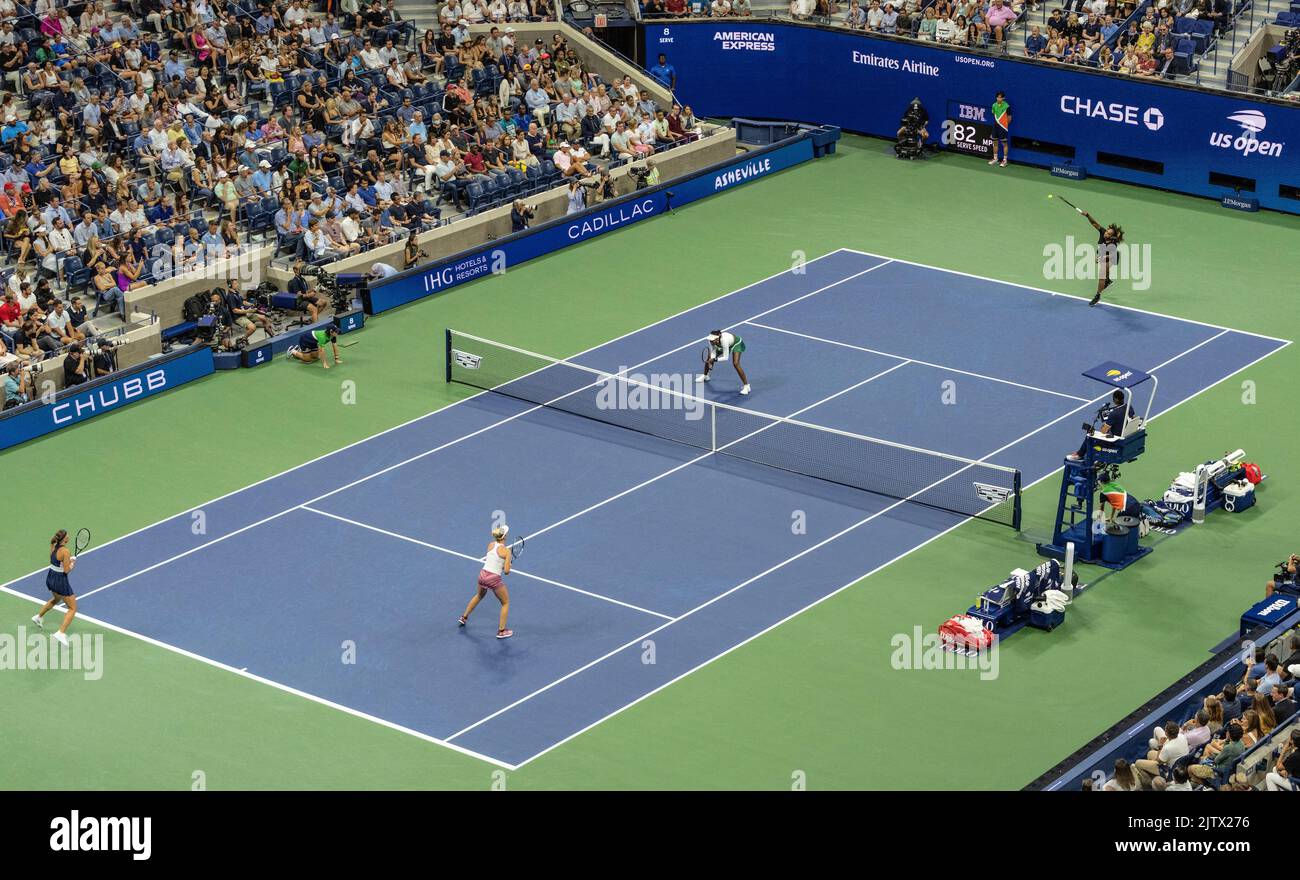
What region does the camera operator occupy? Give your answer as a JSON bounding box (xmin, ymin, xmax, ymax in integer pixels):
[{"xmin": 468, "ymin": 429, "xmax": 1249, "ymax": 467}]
[
  {"xmin": 288, "ymin": 261, "xmax": 328, "ymax": 323},
  {"xmin": 62, "ymin": 342, "xmax": 90, "ymax": 387},
  {"xmin": 627, "ymin": 160, "xmax": 660, "ymax": 191},
  {"xmin": 581, "ymin": 167, "xmax": 617, "ymax": 205},
  {"xmin": 91, "ymin": 338, "xmax": 117, "ymax": 378},
  {"xmin": 565, "ymin": 177, "xmax": 586, "ymax": 215},
  {"xmin": 223, "ymin": 279, "xmax": 274, "ymax": 343},
  {"xmin": 403, "ymin": 231, "xmax": 422, "ymax": 270},
  {"xmin": 1267, "ymin": 555, "xmax": 1300, "ymax": 598},
  {"xmin": 895, "ymin": 97, "xmax": 929, "ymax": 159},
  {"xmin": 511, "ymin": 199, "xmax": 536, "ymax": 232},
  {"xmin": 3, "ymin": 359, "xmax": 31, "ymax": 409}
]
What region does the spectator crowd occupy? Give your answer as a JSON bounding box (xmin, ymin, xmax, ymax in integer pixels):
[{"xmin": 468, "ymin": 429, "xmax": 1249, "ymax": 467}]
[
  {"xmin": 0, "ymin": 0, "xmax": 700, "ymax": 407},
  {"xmin": 1089, "ymin": 638, "xmax": 1300, "ymax": 791}
]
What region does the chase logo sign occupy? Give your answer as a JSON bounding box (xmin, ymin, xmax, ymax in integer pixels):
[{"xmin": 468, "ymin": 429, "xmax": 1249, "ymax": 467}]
[
  {"xmin": 1210, "ymin": 110, "xmax": 1284, "ymax": 158},
  {"xmin": 1059, "ymin": 96, "xmax": 1165, "ymax": 131}
]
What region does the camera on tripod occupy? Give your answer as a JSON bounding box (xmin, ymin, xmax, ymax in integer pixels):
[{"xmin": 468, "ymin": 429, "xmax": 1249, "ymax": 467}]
[
  {"xmin": 894, "ymin": 97, "xmax": 929, "ymax": 160},
  {"xmin": 300, "ymin": 265, "xmax": 365, "ymax": 313},
  {"xmin": 627, "ymin": 164, "xmax": 653, "ymax": 190}
]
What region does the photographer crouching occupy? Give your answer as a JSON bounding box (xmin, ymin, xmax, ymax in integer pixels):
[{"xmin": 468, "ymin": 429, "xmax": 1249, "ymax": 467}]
[
  {"xmin": 511, "ymin": 200, "xmax": 536, "ymax": 232},
  {"xmin": 62, "ymin": 342, "xmax": 91, "ymax": 387},
  {"xmin": 579, "ymin": 167, "xmax": 618, "ymax": 205},
  {"xmin": 1267, "ymin": 555, "xmax": 1300, "ymax": 598},
  {"xmin": 3, "ymin": 359, "xmax": 32, "ymax": 410},
  {"xmin": 895, "ymin": 97, "xmax": 930, "ymax": 160}
]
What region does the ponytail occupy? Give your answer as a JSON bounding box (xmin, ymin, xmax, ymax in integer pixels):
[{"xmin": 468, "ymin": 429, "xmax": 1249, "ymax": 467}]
[{"xmin": 51, "ymin": 529, "xmax": 67, "ymax": 547}]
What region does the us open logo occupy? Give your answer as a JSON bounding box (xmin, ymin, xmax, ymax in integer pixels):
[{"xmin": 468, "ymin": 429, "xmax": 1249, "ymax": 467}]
[{"xmin": 1210, "ymin": 110, "xmax": 1284, "ymax": 158}]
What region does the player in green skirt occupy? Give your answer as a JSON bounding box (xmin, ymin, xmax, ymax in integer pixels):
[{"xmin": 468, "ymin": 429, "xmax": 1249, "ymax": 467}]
[{"xmin": 699, "ymin": 329, "xmax": 750, "ymax": 395}]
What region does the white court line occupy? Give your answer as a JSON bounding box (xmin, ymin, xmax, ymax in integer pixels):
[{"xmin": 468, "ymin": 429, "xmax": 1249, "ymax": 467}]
[
  {"xmin": 0, "ymin": 590, "xmax": 517, "ymax": 770},
  {"xmin": 0, "ymin": 252, "xmax": 895, "ymax": 770},
  {"xmin": 449, "ymin": 328, "xmax": 1283, "ymax": 760},
  {"xmin": 744, "ymin": 320, "xmax": 1091, "ymax": 402},
  {"xmin": 301, "ymin": 506, "xmax": 675, "ymax": 621},
  {"xmin": 837, "ymin": 247, "xmax": 1294, "ymax": 346},
  {"xmin": 8, "ymin": 247, "xmax": 1287, "ymax": 770},
  {"xmin": 65, "ymin": 258, "xmax": 897, "ymax": 604},
  {"xmin": 514, "ymin": 359, "xmax": 913, "ymax": 550},
  {"xmin": 0, "ymin": 248, "xmax": 889, "ymax": 595}
]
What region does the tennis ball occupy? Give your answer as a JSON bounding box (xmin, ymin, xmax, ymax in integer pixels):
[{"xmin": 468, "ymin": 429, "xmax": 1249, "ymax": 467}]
[{"xmin": 1047, "ymin": 194, "xmax": 1053, "ymax": 199}]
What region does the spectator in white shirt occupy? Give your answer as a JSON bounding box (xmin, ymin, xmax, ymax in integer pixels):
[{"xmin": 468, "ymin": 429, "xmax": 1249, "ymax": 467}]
[{"xmin": 1134, "ymin": 721, "xmax": 1189, "ymax": 788}]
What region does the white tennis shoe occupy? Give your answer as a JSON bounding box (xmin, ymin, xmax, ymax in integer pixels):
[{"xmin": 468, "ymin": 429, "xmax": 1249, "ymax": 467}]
[
  {"xmin": 30, "ymin": 614, "xmax": 42, "ymax": 628},
  {"xmin": 284, "ymin": 345, "xmax": 300, "ymax": 361},
  {"xmin": 53, "ymin": 631, "xmax": 69, "ymax": 647},
  {"xmin": 740, "ymin": 384, "xmax": 751, "ymax": 395}
]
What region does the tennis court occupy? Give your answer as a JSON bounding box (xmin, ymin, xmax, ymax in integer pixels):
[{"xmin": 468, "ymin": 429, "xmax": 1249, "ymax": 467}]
[{"xmin": 4, "ymin": 248, "xmax": 1285, "ymax": 768}]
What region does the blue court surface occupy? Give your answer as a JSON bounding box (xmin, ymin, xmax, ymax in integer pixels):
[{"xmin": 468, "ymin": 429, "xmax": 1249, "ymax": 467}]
[{"xmin": 5, "ymin": 249, "xmax": 1289, "ymax": 769}]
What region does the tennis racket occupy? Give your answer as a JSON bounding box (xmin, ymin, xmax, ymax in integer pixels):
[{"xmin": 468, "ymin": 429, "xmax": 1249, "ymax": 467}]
[
  {"xmin": 74, "ymin": 528, "xmax": 91, "ymax": 556},
  {"xmin": 1050, "ymin": 193, "xmax": 1084, "ymax": 214},
  {"xmin": 509, "ymin": 533, "xmax": 525, "ymax": 560}
]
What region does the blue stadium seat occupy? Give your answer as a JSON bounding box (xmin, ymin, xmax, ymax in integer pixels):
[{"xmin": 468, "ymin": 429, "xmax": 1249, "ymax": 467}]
[
  {"xmin": 62, "ymin": 256, "xmax": 90, "ymax": 295},
  {"xmin": 524, "ymin": 164, "xmax": 543, "ymax": 193},
  {"xmin": 506, "ymin": 169, "xmax": 526, "ymax": 196},
  {"xmin": 466, "ymin": 181, "xmax": 488, "ymax": 213}
]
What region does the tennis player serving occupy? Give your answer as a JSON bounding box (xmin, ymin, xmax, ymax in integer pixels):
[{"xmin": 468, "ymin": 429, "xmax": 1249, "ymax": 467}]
[
  {"xmin": 1081, "ymin": 209, "xmax": 1124, "ymax": 307},
  {"xmin": 32, "ymin": 529, "xmax": 77, "ymax": 646},
  {"xmin": 459, "ymin": 524, "xmax": 513, "ymax": 639},
  {"xmin": 699, "ymin": 329, "xmax": 751, "ymax": 395}
]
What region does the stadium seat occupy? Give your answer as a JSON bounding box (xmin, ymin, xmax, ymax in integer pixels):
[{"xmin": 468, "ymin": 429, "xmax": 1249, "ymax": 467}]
[
  {"xmin": 466, "ymin": 181, "xmax": 488, "ymax": 213},
  {"xmin": 62, "ymin": 256, "xmax": 90, "ymax": 295},
  {"xmin": 524, "ymin": 164, "xmax": 543, "ymax": 194},
  {"xmin": 506, "ymin": 169, "xmax": 526, "ymax": 197}
]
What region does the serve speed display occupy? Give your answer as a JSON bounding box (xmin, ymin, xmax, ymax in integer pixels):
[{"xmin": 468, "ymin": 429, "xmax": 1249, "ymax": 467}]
[{"xmin": 943, "ymin": 100, "xmax": 996, "ymax": 158}]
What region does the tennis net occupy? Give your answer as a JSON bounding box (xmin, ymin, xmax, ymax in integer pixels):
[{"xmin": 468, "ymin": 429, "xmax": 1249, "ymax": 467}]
[{"xmin": 445, "ymin": 329, "xmax": 1022, "ymax": 529}]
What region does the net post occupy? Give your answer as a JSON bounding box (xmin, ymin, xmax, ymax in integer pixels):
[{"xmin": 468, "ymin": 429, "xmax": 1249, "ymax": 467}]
[
  {"xmin": 444, "ymin": 328, "xmax": 452, "ymax": 383},
  {"xmin": 1012, "ymin": 469, "xmax": 1022, "ymax": 531}
]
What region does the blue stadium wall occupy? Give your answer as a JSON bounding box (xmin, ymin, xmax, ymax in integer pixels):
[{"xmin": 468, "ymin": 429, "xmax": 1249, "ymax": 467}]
[
  {"xmin": 646, "ymin": 22, "xmax": 1300, "ymax": 214},
  {"xmin": 365, "ymin": 132, "xmax": 818, "ymax": 314}
]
